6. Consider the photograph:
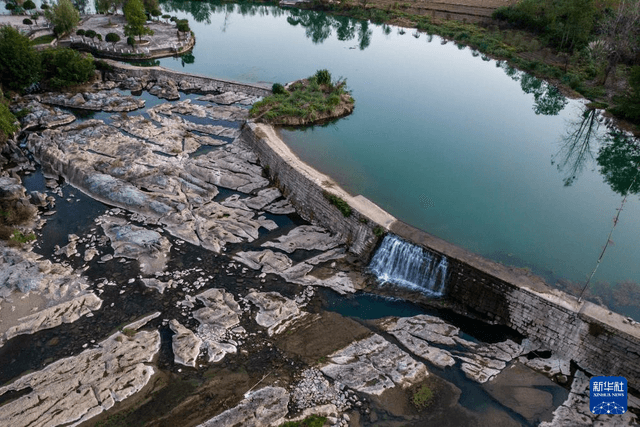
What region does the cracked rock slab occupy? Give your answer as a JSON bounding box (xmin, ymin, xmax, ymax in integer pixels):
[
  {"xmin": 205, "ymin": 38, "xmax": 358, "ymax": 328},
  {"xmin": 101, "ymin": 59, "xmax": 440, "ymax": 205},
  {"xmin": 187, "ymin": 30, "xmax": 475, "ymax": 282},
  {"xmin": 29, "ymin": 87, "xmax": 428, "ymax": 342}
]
[
  {"xmin": 379, "ymin": 315, "xmax": 457, "ymax": 369},
  {"xmin": 4, "ymin": 292, "xmax": 102, "ymax": 343},
  {"xmin": 261, "ymin": 225, "xmax": 343, "ymax": 253},
  {"xmin": 0, "ymin": 327, "xmax": 160, "ymax": 427},
  {"xmin": 245, "ymin": 291, "xmax": 306, "ymax": 336},
  {"xmin": 197, "ymin": 386, "xmax": 289, "ymax": 427},
  {"xmin": 320, "ymin": 334, "xmax": 428, "ymax": 396},
  {"xmin": 193, "ymin": 289, "xmax": 243, "ymax": 362}
]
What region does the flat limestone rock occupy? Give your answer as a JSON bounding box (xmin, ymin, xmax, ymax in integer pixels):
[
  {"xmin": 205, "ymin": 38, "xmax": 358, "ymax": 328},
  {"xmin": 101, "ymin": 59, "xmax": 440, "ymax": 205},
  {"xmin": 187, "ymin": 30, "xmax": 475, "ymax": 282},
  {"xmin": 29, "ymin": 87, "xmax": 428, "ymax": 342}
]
[
  {"xmin": 193, "ymin": 289, "xmax": 242, "ymax": 362},
  {"xmin": 14, "ymin": 99, "xmax": 76, "ymax": 131},
  {"xmin": 0, "ymin": 327, "xmax": 160, "ymax": 427},
  {"xmin": 39, "ymin": 90, "xmax": 145, "ymax": 112},
  {"xmin": 234, "ymin": 248, "xmax": 358, "ymax": 294},
  {"xmin": 151, "ymin": 99, "xmax": 248, "ymax": 122},
  {"xmin": 148, "ymin": 77, "xmax": 180, "ymax": 101},
  {"xmin": 378, "ymin": 315, "xmax": 458, "ymax": 369},
  {"xmin": 320, "ymin": 334, "xmax": 428, "ymax": 396},
  {"xmin": 197, "ymin": 386, "xmax": 289, "ymax": 427},
  {"xmin": 101, "ymin": 216, "xmax": 171, "ymax": 275},
  {"xmin": 245, "ymin": 291, "xmax": 306, "ymax": 336},
  {"xmin": 198, "ymin": 91, "xmax": 250, "ymax": 105},
  {"xmin": 4, "ymin": 292, "xmax": 102, "ymax": 343},
  {"xmin": 0, "ymin": 244, "xmax": 89, "ymax": 300},
  {"xmin": 261, "ymin": 225, "xmax": 343, "ymax": 253},
  {"xmin": 169, "ymin": 319, "xmax": 202, "ymax": 367}
]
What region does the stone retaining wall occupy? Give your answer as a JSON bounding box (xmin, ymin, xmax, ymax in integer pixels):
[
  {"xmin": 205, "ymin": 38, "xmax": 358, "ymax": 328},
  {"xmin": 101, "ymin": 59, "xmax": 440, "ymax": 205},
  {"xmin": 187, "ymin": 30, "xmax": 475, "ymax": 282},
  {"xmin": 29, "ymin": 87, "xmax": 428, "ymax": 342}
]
[
  {"xmin": 242, "ymin": 122, "xmax": 640, "ymax": 389},
  {"xmin": 103, "ymin": 60, "xmax": 271, "ymax": 98}
]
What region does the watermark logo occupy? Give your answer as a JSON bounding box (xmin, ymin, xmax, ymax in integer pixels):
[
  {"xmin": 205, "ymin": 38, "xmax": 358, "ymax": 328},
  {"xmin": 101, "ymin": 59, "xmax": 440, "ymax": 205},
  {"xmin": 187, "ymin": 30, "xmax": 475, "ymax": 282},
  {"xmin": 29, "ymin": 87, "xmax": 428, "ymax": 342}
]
[{"xmin": 590, "ymin": 376, "xmax": 627, "ymax": 415}]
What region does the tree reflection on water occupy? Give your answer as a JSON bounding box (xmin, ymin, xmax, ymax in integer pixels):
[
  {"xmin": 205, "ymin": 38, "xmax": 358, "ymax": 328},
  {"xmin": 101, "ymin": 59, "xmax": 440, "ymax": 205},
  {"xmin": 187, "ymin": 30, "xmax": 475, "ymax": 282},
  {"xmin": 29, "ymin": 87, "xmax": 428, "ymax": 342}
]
[{"xmin": 552, "ymin": 106, "xmax": 603, "ymax": 186}]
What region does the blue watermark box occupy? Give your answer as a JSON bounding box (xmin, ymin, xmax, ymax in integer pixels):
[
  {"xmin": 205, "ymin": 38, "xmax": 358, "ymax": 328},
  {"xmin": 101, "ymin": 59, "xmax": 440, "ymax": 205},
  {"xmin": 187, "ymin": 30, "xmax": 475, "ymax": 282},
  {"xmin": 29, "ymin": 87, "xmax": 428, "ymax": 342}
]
[{"xmin": 590, "ymin": 376, "xmax": 627, "ymax": 414}]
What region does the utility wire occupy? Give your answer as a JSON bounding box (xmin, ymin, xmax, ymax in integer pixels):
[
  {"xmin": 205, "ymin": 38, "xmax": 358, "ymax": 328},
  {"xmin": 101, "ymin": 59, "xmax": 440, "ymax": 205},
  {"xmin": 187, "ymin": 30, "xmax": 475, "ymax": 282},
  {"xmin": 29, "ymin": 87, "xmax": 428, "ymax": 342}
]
[{"xmin": 578, "ymin": 171, "xmax": 640, "ymax": 302}]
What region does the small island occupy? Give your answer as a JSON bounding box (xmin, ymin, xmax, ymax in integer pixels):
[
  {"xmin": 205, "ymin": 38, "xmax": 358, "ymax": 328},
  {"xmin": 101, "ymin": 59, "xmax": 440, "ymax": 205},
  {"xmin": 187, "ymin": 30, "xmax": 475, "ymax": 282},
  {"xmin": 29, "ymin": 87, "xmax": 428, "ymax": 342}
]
[{"xmin": 249, "ymin": 69, "xmax": 355, "ymax": 126}]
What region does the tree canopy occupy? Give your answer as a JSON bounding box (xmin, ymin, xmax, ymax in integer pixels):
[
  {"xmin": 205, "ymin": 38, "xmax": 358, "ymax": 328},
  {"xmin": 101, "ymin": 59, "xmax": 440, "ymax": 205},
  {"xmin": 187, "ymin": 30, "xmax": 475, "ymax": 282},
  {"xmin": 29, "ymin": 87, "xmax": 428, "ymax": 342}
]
[
  {"xmin": 0, "ymin": 26, "xmax": 41, "ymax": 91},
  {"xmin": 45, "ymin": 0, "xmax": 80, "ymax": 37},
  {"xmin": 124, "ymin": 0, "xmax": 153, "ymax": 41}
]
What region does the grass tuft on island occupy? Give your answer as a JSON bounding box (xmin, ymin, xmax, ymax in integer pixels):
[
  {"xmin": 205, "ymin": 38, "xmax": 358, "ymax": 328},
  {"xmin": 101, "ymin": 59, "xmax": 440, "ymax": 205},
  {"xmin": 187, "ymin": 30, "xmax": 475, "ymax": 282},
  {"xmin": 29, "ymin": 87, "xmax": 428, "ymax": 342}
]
[{"xmin": 250, "ymin": 69, "xmax": 354, "ymax": 126}]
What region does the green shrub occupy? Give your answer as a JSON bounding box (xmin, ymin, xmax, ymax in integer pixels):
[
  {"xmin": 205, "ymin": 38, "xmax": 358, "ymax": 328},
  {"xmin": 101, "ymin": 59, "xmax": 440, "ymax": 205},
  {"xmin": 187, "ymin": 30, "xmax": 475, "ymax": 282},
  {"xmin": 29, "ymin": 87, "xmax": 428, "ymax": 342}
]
[
  {"xmin": 76, "ymin": 28, "xmax": 85, "ymax": 36},
  {"xmin": 40, "ymin": 48, "xmax": 95, "ymax": 89},
  {"xmin": 127, "ymin": 35, "xmax": 135, "ymax": 46},
  {"xmin": 323, "ymin": 191, "xmax": 352, "ymax": 217},
  {"xmin": 272, "ymin": 82, "xmax": 286, "ymax": 95},
  {"xmin": 10, "ymin": 230, "xmax": 36, "ymax": 244},
  {"xmin": 85, "ymin": 29, "xmax": 96, "ymax": 39},
  {"xmin": 94, "ymin": 59, "xmax": 114, "ymax": 71},
  {"xmin": 412, "ymin": 384, "xmax": 433, "ymax": 409},
  {"xmin": 373, "ymin": 225, "xmax": 385, "ymax": 237},
  {"xmin": 0, "ymin": 103, "xmax": 18, "ymax": 144},
  {"xmin": 315, "ymin": 69, "xmax": 332, "ymax": 85},
  {"xmin": 23, "ymin": 18, "xmax": 33, "ymax": 25},
  {"xmin": 610, "ymin": 66, "xmax": 640, "ymax": 124}
]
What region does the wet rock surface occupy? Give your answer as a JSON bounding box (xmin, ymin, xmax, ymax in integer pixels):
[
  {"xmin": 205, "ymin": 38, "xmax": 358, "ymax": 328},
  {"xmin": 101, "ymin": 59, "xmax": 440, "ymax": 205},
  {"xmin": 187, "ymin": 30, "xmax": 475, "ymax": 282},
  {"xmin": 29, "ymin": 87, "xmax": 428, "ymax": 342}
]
[{"xmin": 36, "ymin": 90, "xmax": 145, "ymax": 112}]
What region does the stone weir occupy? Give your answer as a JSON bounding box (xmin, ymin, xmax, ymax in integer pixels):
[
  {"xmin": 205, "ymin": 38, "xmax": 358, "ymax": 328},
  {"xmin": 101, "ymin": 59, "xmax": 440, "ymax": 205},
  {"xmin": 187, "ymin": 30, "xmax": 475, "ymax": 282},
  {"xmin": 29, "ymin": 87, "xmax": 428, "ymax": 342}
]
[
  {"xmin": 242, "ymin": 122, "xmax": 640, "ymax": 390},
  {"xmin": 103, "ymin": 60, "xmax": 272, "ymax": 98}
]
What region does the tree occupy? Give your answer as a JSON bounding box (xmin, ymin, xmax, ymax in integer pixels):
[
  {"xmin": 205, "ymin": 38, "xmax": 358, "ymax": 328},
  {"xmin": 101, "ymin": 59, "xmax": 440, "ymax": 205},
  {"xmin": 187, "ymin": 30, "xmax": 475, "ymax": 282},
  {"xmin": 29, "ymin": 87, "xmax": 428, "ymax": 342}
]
[
  {"xmin": 23, "ymin": 0, "xmax": 36, "ymax": 14},
  {"xmin": 85, "ymin": 29, "xmax": 96, "ymax": 39},
  {"xmin": 0, "ymin": 26, "xmax": 41, "ymax": 91},
  {"xmin": 176, "ymin": 18, "xmax": 190, "ymax": 36},
  {"xmin": 45, "ymin": 0, "xmax": 80, "ymax": 37},
  {"xmin": 124, "ymin": 0, "xmax": 153, "ymax": 41},
  {"xmin": 106, "ymin": 32, "xmax": 120, "ymax": 47},
  {"xmin": 141, "ymin": 0, "xmax": 158, "ymax": 13},
  {"xmin": 598, "ymin": 0, "xmax": 640, "ymax": 85},
  {"xmin": 40, "ymin": 48, "xmax": 95, "ymax": 89}
]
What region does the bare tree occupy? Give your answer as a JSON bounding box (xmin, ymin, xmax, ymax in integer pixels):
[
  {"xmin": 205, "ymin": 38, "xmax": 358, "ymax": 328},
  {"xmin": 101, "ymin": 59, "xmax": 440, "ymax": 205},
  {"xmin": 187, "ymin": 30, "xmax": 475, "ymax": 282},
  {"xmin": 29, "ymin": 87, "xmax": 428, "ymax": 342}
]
[{"xmin": 598, "ymin": 0, "xmax": 640, "ymax": 85}]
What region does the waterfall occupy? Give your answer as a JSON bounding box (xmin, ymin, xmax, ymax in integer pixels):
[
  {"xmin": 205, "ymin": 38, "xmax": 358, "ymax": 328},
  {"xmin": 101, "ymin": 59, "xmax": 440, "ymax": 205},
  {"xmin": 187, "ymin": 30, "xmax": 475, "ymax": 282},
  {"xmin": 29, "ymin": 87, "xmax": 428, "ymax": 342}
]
[{"xmin": 369, "ymin": 234, "xmax": 449, "ymax": 296}]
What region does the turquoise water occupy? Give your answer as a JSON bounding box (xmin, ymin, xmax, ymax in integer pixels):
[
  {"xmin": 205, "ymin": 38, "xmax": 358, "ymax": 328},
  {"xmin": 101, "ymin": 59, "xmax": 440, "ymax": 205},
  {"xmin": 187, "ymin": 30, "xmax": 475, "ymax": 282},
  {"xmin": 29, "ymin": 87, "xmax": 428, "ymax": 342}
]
[{"xmin": 155, "ymin": 2, "xmax": 639, "ymax": 299}]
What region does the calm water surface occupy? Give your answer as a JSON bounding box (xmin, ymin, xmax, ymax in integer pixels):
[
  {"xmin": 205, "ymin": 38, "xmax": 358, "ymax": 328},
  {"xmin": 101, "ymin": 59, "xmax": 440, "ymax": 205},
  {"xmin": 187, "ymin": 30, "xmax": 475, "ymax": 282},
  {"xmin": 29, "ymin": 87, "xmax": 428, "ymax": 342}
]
[{"xmin": 155, "ymin": 2, "xmax": 639, "ymax": 308}]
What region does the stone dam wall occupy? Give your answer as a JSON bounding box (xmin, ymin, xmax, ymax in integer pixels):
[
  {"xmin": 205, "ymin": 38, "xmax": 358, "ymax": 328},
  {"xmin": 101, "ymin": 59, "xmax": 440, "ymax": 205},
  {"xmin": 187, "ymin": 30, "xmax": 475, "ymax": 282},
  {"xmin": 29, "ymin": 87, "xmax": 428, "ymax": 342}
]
[
  {"xmin": 242, "ymin": 122, "xmax": 640, "ymax": 389},
  {"xmin": 241, "ymin": 123, "xmax": 395, "ymax": 257}
]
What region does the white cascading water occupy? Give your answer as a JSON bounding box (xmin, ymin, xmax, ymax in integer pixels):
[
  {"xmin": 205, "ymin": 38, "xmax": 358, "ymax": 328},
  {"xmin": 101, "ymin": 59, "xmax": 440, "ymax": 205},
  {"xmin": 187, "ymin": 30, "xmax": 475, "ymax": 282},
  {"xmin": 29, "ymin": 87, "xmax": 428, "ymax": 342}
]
[{"xmin": 368, "ymin": 234, "xmax": 449, "ymax": 296}]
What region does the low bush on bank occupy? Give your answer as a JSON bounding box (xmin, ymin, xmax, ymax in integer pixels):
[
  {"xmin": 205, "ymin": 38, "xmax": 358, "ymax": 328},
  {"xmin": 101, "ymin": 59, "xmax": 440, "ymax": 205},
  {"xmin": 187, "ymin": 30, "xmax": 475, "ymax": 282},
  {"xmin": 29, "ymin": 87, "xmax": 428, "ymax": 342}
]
[{"xmin": 250, "ymin": 69, "xmax": 354, "ymax": 125}]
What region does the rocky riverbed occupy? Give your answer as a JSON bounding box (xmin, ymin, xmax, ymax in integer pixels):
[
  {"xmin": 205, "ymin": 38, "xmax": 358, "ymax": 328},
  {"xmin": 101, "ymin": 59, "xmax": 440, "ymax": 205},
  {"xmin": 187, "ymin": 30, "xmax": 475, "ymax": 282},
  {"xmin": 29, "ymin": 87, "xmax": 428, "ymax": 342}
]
[{"xmin": 0, "ymin": 72, "xmax": 638, "ymax": 427}]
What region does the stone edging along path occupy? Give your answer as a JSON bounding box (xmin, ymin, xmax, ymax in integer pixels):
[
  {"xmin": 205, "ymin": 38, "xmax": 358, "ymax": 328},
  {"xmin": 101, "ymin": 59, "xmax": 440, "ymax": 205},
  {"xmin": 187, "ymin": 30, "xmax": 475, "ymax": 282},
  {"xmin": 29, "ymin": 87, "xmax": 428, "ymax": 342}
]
[{"xmin": 241, "ymin": 121, "xmax": 640, "ymax": 389}]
